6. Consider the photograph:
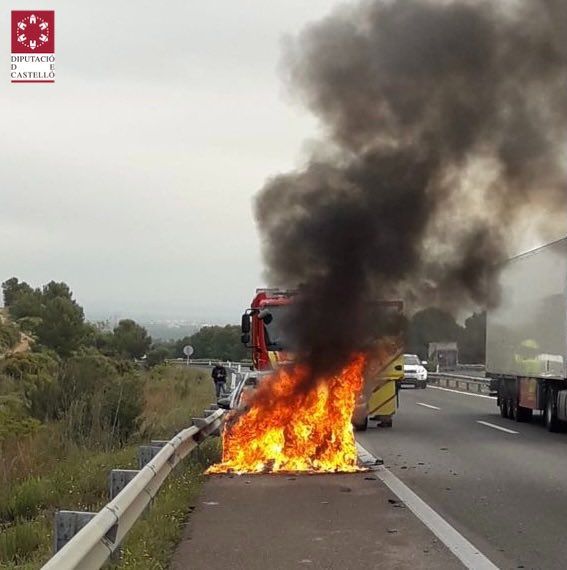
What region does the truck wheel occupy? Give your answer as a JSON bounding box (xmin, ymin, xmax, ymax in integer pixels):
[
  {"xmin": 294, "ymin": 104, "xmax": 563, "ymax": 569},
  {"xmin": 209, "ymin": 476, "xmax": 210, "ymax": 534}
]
[
  {"xmin": 380, "ymin": 418, "xmax": 393, "ymax": 428},
  {"xmin": 516, "ymin": 406, "xmax": 533, "ymax": 423},
  {"xmin": 354, "ymin": 417, "xmax": 368, "ymax": 432},
  {"xmin": 499, "ymin": 399, "xmax": 509, "ymax": 419},
  {"xmin": 509, "ymin": 399, "xmax": 518, "ymax": 421},
  {"xmin": 545, "ymin": 397, "xmax": 560, "ymax": 432}
]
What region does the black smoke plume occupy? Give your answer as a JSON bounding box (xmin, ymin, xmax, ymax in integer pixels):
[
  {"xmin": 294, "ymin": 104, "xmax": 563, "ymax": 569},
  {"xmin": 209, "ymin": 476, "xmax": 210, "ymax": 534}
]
[{"xmin": 255, "ymin": 0, "xmax": 567, "ymax": 378}]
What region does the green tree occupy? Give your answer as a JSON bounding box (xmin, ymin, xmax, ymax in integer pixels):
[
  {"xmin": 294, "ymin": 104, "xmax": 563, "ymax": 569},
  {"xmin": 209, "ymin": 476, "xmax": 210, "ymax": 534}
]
[
  {"xmin": 3, "ymin": 278, "xmax": 87, "ymax": 356},
  {"xmin": 1, "ymin": 277, "xmax": 34, "ymax": 307},
  {"xmin": 17, "ymin": 316, "xmax": 42, "ymax": 335},
  {"xmin": 42, "ymin": 281, "xmax": 73, "ymax": 301},
  {"xmin": 0, "ymin": 321, "xmax": 20, "ymax": 352},
  {"xmin": 146, "ymin": 347, "xmax": 170, "ymax": 368},
  {"xmin": 59, "ymin": 349, "xmax": 143, "ymax": 444},
  {"xmin": 0, "ymin": 351, "xmax": 61, "ymax": 421},
  {"xmin": 8, "ymin": 289, "xmax": 42, "ymax": 321},
  {"xmin": 36, "ymin": 296, "xmax": 86, "ymax": 356},
  {"xmin": 188, "ymin": 325, "xmax": 247, "ymax": 361},
  {"xmin": 83, "ymin": 321, "xmax": 116, "ymax": 356},
  {"xmin": 173, "ymin": 336, "xmax": 193, "ymax": 358},
  {"xmin": 112, "ymin": 319, "xmax": 152, "ymax": 359},
  {"xmin": 150, "ymin": 339, "xmax": 176, "ymax": 359}
]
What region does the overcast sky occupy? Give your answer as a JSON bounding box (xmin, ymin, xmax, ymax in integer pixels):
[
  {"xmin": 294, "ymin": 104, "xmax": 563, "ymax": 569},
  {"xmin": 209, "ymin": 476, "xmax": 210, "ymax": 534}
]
[{"xmin": 0, "ymin": 0, "xmax": 342, "ymax": 322}]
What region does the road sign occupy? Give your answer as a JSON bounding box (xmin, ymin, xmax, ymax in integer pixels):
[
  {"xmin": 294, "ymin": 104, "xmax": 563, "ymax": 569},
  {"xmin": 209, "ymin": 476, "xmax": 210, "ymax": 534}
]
[{"xmin": 183, "ymin": 345, "xmax": 194, "ymax": 357}]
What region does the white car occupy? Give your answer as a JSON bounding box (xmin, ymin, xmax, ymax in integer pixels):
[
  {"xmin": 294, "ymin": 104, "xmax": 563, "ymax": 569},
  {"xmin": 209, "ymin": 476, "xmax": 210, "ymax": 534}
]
[
  {"xmin": 219, "ymin": 370, "xmax": 373, "ymax": 432},
  {"xmin": 218, "ymin": 371, "xmax": 270, "ymax": 410},
  {"xmin": 402, "ymin": 354, "xmax": 428, "ymax": 389}
]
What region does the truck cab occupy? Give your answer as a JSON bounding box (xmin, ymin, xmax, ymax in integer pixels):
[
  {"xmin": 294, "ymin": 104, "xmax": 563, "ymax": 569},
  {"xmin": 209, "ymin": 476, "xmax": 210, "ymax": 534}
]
[
  {"xmin": 240, "ymin": 288, "xmax": 296, "ymax": 371},
  {"xmin": 240, "ymin": 289, "xmax": 404, "ymax": 429}
]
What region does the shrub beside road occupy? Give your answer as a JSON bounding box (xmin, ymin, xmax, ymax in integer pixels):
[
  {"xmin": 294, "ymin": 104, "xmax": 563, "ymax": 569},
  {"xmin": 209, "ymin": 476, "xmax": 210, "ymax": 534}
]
[{"xmin": 0, "ymin": 364, "xmax": 216, "ymax": 569}]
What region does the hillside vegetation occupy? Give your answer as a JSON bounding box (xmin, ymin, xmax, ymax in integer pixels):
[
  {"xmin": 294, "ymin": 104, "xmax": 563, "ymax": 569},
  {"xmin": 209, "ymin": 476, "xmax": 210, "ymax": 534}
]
[
  {"xmin": 153, "ymin": 324, "xmax": 249, "ymax": 363},
  {"xmin": 0, "ymin": 310, "xmax": 25, "ymax": 356},
  {"xmin": 0, "ymin": 278, "xmax": 219, "ymax": 568}
]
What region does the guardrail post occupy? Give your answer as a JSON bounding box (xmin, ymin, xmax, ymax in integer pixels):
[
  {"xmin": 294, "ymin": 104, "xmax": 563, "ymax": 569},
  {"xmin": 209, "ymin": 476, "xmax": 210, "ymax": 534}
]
[
  {"xmin": 41, "ymin": 408, "xmax": 224, "ymax": 570},
  {"xmin": 192, "ymin": 417, "xmax": 209, "ymax": 429},
  {"xmin": 54, "ymin": 511, "xmax": 96, "ymax": 553},
  {"xmin": 138, "ymin": 445, "xmax": 163, "ymax": 469},
  {"xmin": 429, "ymin": 372, "xmax": 490, "ymax": 395},
  {"xmin": 109, "ymin": 469, "xmax": 140, "ymax": 500}
]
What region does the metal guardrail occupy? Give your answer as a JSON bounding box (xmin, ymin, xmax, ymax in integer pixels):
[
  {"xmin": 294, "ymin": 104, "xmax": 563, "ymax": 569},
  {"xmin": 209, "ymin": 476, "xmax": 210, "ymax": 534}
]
[
  {"xmin": 166, "ymin": 359, "xmax": 251, "ymax": 391},
  {"xmin": 167, "ymin": 359, "xmax": 253, "ymax": 372},
  {"xmin": 42, "ymin": 408, "xmax": 224, "ymax": 570},
  {"xmin": 187, "ymin": 358, "xmax": 252, "ymax": 366},
  {"xmin": 429, "ymin": 372, "xmax": 491, "ymax": 394},
  {"xmin": 456, "ymin": 364, "xmax": 485, "ymax": 371}
]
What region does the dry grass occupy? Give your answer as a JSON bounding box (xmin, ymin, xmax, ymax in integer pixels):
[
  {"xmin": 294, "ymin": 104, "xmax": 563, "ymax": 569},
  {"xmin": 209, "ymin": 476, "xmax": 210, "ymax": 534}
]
[
  {"xmin": 0, "ymin": 516, "xmax": 50, "ymax": 569},
  {"xmin": 0, "ymin": 447, "xmax": 137, "ymax": 568},
  {"xmin": 113, "ymin": 438, "xmax": 221, "ymax": 569},
  {"xmin": 0, "ymin": 423, "xmax": 67, "ymax": 489},
  {"xmin": 139, "ymin": 365, "xmax": 215, "ymax": 439}
]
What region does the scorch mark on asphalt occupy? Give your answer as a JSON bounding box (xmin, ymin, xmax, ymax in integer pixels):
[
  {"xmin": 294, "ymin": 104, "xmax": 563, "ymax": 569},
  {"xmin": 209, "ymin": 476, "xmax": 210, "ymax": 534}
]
[
  {"xmin": 356, "ymin": 442, "xmax": 499, "ymax": 570},
  {"xmin": 417, "ymin": 402, "xmax": 441, "ymax": 410},
  {"xmin": 476, "ymin": 420, "xmax": 519, "ymax": 434}
]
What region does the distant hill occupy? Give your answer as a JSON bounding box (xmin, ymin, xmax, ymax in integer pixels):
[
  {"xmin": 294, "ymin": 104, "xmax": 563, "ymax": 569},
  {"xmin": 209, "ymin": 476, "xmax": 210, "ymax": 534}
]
[{"xmin": 142, "ymin": 322, "xmax": 200, "ymax": 341}]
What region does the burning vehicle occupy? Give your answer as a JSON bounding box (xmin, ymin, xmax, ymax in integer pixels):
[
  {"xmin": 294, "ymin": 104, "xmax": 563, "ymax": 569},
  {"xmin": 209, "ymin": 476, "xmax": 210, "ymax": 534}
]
[
  {"xmin": 239, "ymin": 288, "xmax": 403, "ymax": 430},
  {"xmin": 210, "ymin": 0, "xmax": 567, "ymax": 475},
  {"xmin": 207, "ymin": 289, "xmax": 404, "ymax": 475},
  {"xmin": 207, "ymin": 355, "xmax": 367, "ymax": 474}
]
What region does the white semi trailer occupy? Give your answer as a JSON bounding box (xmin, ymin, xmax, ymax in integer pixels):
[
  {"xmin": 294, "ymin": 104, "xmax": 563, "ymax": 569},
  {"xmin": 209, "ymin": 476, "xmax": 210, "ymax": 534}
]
[{"xmin": 486, "ymin": 237, "xmax": 567, "ymax": 431}]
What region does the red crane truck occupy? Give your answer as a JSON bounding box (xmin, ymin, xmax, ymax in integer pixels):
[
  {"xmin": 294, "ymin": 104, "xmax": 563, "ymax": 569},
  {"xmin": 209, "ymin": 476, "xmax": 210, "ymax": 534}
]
[{"xmin": 240, "ymin": 288, "xmax": 404, "ymax": 430}]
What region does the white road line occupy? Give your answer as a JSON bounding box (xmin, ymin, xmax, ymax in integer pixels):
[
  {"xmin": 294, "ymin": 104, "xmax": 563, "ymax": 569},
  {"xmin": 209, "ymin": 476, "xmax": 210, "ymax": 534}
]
[
  {"xmin": 476, "ymin": 420, "xmax": 519, "ymax": 434},
  {"xmin": 429, "ymin": 385, "xmax": 496, "ymax": 400},
  {"xmin": 417, "ymin": 402, "xmax": 441, "ymax": 410},
  {"xmin": 356, "ymin": 442, "xmax": 498, "ymax": 570}
]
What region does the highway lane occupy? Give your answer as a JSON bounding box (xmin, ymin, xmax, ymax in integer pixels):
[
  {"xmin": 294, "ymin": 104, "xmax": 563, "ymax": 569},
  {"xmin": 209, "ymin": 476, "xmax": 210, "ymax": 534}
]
[
  {"xmin": 173, "ymin": 473, "xmax": 461, "ymax": 569},
  {"xmin": 357, "ymin": 386, "xmax": 567, "ymax": 570}
]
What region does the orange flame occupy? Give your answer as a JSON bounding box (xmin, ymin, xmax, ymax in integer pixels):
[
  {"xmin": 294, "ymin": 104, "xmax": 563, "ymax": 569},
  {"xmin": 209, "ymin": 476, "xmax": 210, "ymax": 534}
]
[{"xmin": 207, "ymin": 355, "xmax": 365, "ymax": 474}]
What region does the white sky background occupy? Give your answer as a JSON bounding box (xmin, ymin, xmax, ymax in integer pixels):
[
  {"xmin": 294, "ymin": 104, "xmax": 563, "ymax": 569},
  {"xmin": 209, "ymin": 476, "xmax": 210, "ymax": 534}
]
[
  {"xmin": 0, "ymin": 0, "xmax": 344, "ymax": 322},
  {"xmin": 2, "ymin": 1, "xmax": 565, "ymax": 324}
]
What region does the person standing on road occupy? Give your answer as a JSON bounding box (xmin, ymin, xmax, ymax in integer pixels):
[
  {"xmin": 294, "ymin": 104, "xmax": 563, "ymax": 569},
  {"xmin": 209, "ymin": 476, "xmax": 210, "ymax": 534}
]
[{"xmin": 211, "ymin": 362, "xmax": 227, "ymax": 398}]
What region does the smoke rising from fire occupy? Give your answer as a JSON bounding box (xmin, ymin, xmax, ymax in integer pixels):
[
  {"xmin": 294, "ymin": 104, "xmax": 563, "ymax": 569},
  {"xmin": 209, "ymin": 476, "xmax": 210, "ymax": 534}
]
[{"xmin": 255, "ymin": 0, "xmax": 567, "ymax": 377}]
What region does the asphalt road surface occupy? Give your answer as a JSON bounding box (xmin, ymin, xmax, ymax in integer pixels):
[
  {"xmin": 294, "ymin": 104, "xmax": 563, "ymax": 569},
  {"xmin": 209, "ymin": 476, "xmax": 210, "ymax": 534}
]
[
  {"xmin": 173, "ymin": 472, "xmax": 461, "ymax": 569},
  {"xmin": 357, "ymin": 385, "xmax": 567, "ymax": 570}
]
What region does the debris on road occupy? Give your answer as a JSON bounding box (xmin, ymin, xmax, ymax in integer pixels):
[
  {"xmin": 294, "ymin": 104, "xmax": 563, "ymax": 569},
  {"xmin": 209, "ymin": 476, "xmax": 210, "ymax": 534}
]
[{"xmin": 173, "ymin": 474, "xmax": 462, "ymax": 569}]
